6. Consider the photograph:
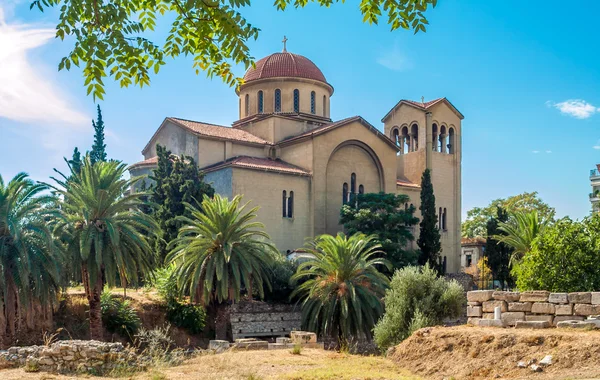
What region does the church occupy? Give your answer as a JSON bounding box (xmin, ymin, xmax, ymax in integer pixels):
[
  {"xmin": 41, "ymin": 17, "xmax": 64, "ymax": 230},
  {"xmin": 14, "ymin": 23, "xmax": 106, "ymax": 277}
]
[{"xmin": 130, "ymin": 42, "xmax": 464, "ymax": 273}]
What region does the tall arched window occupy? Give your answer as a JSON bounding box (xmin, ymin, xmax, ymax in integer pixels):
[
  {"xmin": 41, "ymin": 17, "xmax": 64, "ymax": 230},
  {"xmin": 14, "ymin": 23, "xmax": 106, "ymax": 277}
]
[
  {"xmin": 448, "ymin": 128, "xmax": 455, "ymax": 154},
  {"xmin": 257, "ymin": 90, "xmax": 264, "ymax": 113},
  {"xmin": 323, "ymin": 95, "xmax": 327, "ymax": 117},
  {"xmin": 439, "ymin": 125, "xmax": 447, "ymax": 153},
  {"xmin": 288, "ymin": 191, "xmax": 294, "ymax": 218},
  {"xmin": 401, "ymin": 126, "xmax": 410, "ymax": 153},
  {"xmin": 410, "ymin": 124, "xmax": 419, "ymax": 151},
  {"xmin": 293, "ymin": 89, "xmax": 300, "ymax": 113},
  {"xmin": 350, "ymin": 173, "xmax": 356, "ymax": 194},
  {"xmin": 342, "ymin": 183, "xmax": 348, "ymax": 204},
  {"xmin": 245, "ymin": 94, "xmax": 249, "ymax": 117},
  {"xmin": 282, "ymin": 190, "xmax": 287, "ymax": 218},
  {"xmin": 310, "ymin": 91, "xmax": 316, "ymax": 114},
  {"xmin": 432, "ymin": 123, "xmax": 438, "ymax": 152},
  {"xmin": 438, "ymin": 207, "xmax": 442, "ymax": 229},
  {"xmin": 274, "ymin": 89, "xmax": 281, "ymax": 112},
  {"xmin": 442, "ymin": 208, "xmax": 447, "ymax": 230},
  {"xmin": 358, "ymin": 184, "xmax": 364, "ymax": 194}
]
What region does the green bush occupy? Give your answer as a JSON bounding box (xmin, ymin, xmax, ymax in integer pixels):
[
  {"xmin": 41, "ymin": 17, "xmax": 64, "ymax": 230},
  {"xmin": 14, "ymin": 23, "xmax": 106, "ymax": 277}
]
[
  {"xmin": 262, "ymin": 254, "xmax": 297, "ymax": 303},
  {"xmin": 513, "ymin": 215, "xmax": 600, "ymax": 292},
  {"xmin": 373, "ymin": 265, "xmax": 465, "ymax": 351},
  {"xmin": 100, "ymin": 290, "xmax": 141, "ymax": 338}
]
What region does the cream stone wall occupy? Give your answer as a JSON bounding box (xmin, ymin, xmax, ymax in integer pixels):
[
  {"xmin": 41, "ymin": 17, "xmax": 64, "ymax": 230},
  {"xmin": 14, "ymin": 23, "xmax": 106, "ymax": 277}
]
[
  {"xmin": 144, "ymin": 121, "xmax": 198, "ymax": 159},
  {"xmin": 239, "ymin": 116, "xmax": 322, "ymax": 144},
  {"xmin": 231, "ymin": 168, "xmax": 312, "ymax": 253}
]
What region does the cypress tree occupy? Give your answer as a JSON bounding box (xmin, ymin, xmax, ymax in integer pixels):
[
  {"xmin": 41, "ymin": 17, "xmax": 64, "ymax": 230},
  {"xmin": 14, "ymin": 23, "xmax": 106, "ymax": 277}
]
[
  {"xmin": 90, "ymin": 105, "xmax": 107, "ymax": 164},
  {"xmin": 417, "ymin": 168, "xmax": 442, "ymax": 271},
  {"xmin": 486, "ymin": 207, "xmax": 514, "ymax": 289},
  {"xmin": 68, "ymin": 147, "xmax": 83, "ymax": 174}
]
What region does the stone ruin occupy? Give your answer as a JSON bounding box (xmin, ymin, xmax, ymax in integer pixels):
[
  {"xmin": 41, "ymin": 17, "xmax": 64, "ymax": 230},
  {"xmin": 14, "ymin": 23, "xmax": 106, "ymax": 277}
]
[
  {"xmin": 208, "ymin": 330, "xmax": 324, "ymax": 353},
  {"xmin": 229, "ymin": 301, "xmax": 302, "ymax": 341},
  {"xmin": 467, "ymin": 290, "xmax": 600, "ymax": 329}
]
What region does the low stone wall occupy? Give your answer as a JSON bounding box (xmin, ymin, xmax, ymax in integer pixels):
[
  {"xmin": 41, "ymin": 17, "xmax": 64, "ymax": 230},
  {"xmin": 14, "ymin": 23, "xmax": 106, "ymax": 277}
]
[
  {"xmin": 0, "ymin": 340, "xmax": 136, "ymax": 374},
  {"xmin": 230, "ymin": 301, "xmax": 301, "ymax": 340},
  {"xmin": 467, "ymin": 290, "xmax": 600, "ymax": 327}
]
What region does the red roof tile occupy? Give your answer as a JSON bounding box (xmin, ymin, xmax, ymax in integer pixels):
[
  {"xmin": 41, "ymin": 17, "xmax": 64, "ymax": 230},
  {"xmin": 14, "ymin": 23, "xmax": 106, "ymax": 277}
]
[
  {"xmin": 243, "ymin": 52, "xmax": 328, "ymax": 84},
  {"xmin": 203, "ymin": 156, "xmax": 311, "ymax": 177},
  {"xmin": 168, "ymin": 117, "xmax": 268, "ymax": 145},
  {"xmin": 461, "ymin": 237, "xmax": 486, "ymax": 245},
  {"xmin": 396, "ymin": 179, "xmax": 421, "ymax": 189},
  {"xmin": 129, "ymin": 156, "xmax": 158, "ymax": 169}
]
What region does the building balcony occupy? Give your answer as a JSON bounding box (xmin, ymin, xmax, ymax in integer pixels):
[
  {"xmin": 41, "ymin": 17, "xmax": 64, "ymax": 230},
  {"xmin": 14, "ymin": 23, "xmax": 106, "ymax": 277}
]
[{"xmin": 591, "ymin": 169, "xmax": 600, "ymax": 179}]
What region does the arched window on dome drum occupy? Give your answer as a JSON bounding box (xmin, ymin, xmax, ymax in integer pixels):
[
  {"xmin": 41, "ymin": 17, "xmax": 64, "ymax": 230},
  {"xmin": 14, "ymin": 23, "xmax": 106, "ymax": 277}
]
[
  {"xmin": 293, "ymin": 89, "xmax": 300, "ymax": 113},
  {"xmin": 448, "ymin": 128, "xmax": 455, "ymax": 154},
  {"xmin": 342, "ymin": 183, "xmax": 348, "ymax": 204},
  {"xmin": 310, "ymin": 91, "xmax": 316, "ymax": 114},
  {"xmin": 288, "ymin": 191, "xmax": 294, "ymax": 218},
  {"xmin": 323, "ymin": 95, "xmax": 327, "ymax": 117},
  {"xmin": 245, "ymin": 94, "xmax": 249, "ymax": 117},
  {"xmin": 257, "ymin": 91, "xmax": 264, "ymax": 114},
  {"xmin": 275, "ymin": 89, "xmax": 282, "ymax": 112}
]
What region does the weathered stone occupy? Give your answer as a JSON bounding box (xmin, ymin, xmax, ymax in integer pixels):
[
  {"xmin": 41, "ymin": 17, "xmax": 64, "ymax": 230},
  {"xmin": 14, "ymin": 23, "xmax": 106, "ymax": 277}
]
[
  {"xmin": 517, "ymin": 361, "xmax": 527, "ymax": 368},
  {"xmin": 574, "ymin": 304, "xmax": 600, "ymax": 316},
  {"xmin": 290, "ymin": 331, "xmax": 317, "ymax": 344},
  {"xmin": 583, "ymin": 318, "xmax": 600, "ymax": 328},
  {"xmin": 467, "ymin": 306, "xmax": 483, "ymax": 317},
  {"xmin": 548, "ymin": 293, "xmax": 568, "ymax": 304},
  {"xmin": 467, "ymin": 301, "xmax": 481, "ymax": 306},
  {"xmin": 467, "ymin": 317, "xmax": 481, "ymax": 325},
  {"xmin": 275, "ymin": 337, "xmax": 292, "ymax": 344},
  {"xmin": 569, "ymin": 292, "xmax": 592, "ymax": 304},
  {"xmin": 557, "ymin": 320, "xmax": 597, "ymax": 329},
  {"xmin": 540, "ymin": 355, "xmax": 553, "ymax": 366},
  {"xmin": 555, "ymin": 304, "xmax": 573, "ymax": 315},
  {"xmin": 467, "ymin": 290, "xmax": 495, "ymax": 303},
  {"xmin": 520, "ymin": 291, "xmax": 550, "ymax": 302},
  {"xmin": 477, "ymin": 319, "xmax": 504, "ymax": 327},
  {"xmin": 531, "ymin": 364, "xmax": 543, "ymax": 372},
  {"xmin": 232, "ymin": 340, "xmax": 269, "ymax": 351},
  {"xmin": 208, "ymin": 340, "xmax": 230, "ymax": 353},
  {"xmin": 482, "ymin": 300, "xmax": 507, "ymax": 313},
  {"xmin": 553, "ymin": 315, "xmax": 584, "ymax": 325},
  {"xmin": 591, "ymin": 292, "xmax": 600, "ymax": 305},
  {"xmin": 525, "ymin": 315, "xmax": 553, "ymax": 323},
  {"xmin": 508, "ymin": 302, "xmax": 532, "ymax": 312},
  {"xmin": 482, "ymin": 313, "xmax": 495, "ymax": 320},
  {"xmin": 492, "ymin": 291, "xmax": 521, "ymax": 302},
  {"xmin": 515, "ymin": 320, "xmax": 551, "ymax": 329},
  {"xmin": 531, "ymin": 302, "xmax": 555, "ymax": 314},
  {"xmin": 501, "ymin": 312, "xmax": 525, "ymax": 326}
]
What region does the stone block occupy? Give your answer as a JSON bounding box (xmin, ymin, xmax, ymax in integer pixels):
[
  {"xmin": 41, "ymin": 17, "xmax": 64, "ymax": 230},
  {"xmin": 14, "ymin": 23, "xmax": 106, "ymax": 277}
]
[
  {"xmin": 467, "ymin": 290, "xmax": 494, "ymax": 303},
  {"xmin": 592, "ymin": 292, "xmax": 600, "ymax": 305},
  {"xmin": 555, "ymin": 304, "xmax": 573, "ymax": 316},
  {"xmin": 557, "ymin": 320, "xmax": 597, "ymax": 329},
  {"xmin": 275, "ymin": 337, "xmax": 292, "ymax": 344},
  {"xmin": 584, "ymin": 318, "xmax": 600, "ymax": 328},
  {"xmin": 477, "ymin": 319, "xmax": 504, "ymax": 328},
  {"xmin": 574, "ymin": 304, "xmax": 600, "ymax": 316},
  {"xmin": 531, "ymin": 302, "xmax": 555, "ymax": 314},
  {"xmin": 482, "ymin": 313, "xmax": 495, "ymax": 319},
  {"xmin": 492, "ymin": 291, "xmax": 521, "ymax": 302},
  {"xmin": 232, "ymin": 340, "xmax": 269, "ymax": 350},
  {"xmin": 467, "ymin": 306, "xmax": 483, "ymax": 317},
  {"xmin": 520, "ymin": 291, "xmax": 550, "ymax": 302},
  {"xmin": 569, "ymin": 292, "xmax": 592, "ymax": 304},
  {"xmin": 267, "ymin": 343, "xmax": 287, "ymax": 350},
  {"xmin": 501, "ymin": 312, "xmax": 525, "ymax": 326},
  {"xmin": 467, "ymin": 317, "xmax": 481, "ymax": 325},
  {"xmin": 209, "ymin": 340, "xmax": 230, "ymax": 353},
  {"xmin": 290, "ymin": 331, "xmax": 317, "ymax": 344},
  {"xmin": 482, "ymin": 300, "xmax": 507, "ymax": 313},
  {"xmin": 525, "ymin": 315, "xmax": 553, "ymax": 323},
  {"xmin": 553, "ymin": 315, "xmax": 584, "ymax": 326},
  {"xmin": 467, "ymin": 301, "xmax": 481, "ymax": 306},
  {"xmin": 548, "ymin": 293, "xmax": 568, "ymax": 304},
  {"xmin": 515, "ymin": 320, "xmax": 551, "ymax": 329},
  {"xmin": 508, "ymin": 302, "xmax": 532, "ymax": 312}
]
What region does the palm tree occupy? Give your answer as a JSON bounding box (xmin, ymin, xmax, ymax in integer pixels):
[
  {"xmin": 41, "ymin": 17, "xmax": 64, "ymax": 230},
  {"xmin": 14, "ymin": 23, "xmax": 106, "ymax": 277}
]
[
  {"xmin": 51, "ymin": 158, "xmax": 157, "ymax": 340},
  {"xmin": 0, "ymin": 173, "xmax": 63, "ymax": 344},
  {"xmin": 495, "ymin": 210, "xmax": 548, "ymax": 265},
  {"xmin": 291, "ymin": 233, "xmax": 390, "ymax": 346},
  {"xmin": 167, "ymin": 194, "xmax": 277, "ymax": 340}
]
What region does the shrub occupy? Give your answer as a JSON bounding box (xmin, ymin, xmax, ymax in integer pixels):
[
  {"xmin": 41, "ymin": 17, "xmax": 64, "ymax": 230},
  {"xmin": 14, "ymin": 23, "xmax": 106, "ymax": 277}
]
[
  {"xmin": 262, "ymin": 254, "xmax": 297, "ymax": 303},
  {"xmin": 100, "ymin": 290, "xmax": 141, "ymax": 338},
  {"xmin": 514, "ymin": 215, "xmax": 600, "ymax": 292},
  {"xmin": 290, "ymin": 344, "xmax": 302, "ymax": 355},
  {"xmin": 373, "ymin": 265, "xmax": 465, "ymax": 351}
]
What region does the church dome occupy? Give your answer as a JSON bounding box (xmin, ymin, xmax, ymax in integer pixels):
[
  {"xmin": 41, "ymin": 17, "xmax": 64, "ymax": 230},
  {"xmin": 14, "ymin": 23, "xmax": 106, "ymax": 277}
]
[{"xmin": 243, "ymin": 52, "xmax": 328, "ymax": 84}]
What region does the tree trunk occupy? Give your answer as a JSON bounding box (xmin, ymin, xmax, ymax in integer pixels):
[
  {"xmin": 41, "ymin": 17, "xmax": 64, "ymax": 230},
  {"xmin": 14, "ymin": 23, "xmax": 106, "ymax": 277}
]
[
  {"xmin": 214, "ymin": 302, "xmax": 231, "ymax": 341},
  {"xmin": 4, "ymin": 270, "xmax": 17, "ymax": 343},
  {"xmin": 82, "ymin": 264, "xmax": 104, "ymax": 340}
]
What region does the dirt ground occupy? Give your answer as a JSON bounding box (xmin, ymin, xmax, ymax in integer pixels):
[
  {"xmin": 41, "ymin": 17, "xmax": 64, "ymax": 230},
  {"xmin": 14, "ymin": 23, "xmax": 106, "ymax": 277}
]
[{"xmin": 390, "ymin": 325, "xmax": 600, "ymax": 380}]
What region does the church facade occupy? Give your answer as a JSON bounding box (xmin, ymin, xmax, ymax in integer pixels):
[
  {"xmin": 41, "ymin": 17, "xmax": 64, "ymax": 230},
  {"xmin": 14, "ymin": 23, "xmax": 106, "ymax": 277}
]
[{"xmin": 130, "ymin": 47, "xmax": 464, "ymax": 273}]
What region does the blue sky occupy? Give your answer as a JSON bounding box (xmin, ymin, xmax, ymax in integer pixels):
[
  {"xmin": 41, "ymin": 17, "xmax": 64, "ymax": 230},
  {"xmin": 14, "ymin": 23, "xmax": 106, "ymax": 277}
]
[{"xmin": 1, "ymin": 0, "xmax": 599, "ymax": 220}]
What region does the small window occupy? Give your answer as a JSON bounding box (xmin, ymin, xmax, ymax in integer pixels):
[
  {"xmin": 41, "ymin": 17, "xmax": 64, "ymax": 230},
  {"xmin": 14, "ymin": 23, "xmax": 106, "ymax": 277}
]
[
  {"xmin": 310, "ymin": 91, "xmax": 316, "ymax": 114},
  {"xmin": 245, "ymin": 94, "xmax": 249, "ymax": 117},
  {"xmin": 442, "ymin": 208, "xmax": 447, "ymax": 231},
  {"xmin": 275, "ymin": 89, "xmax": 281, "ymax": 112},
  {"xmin": 323, "ymin": 95, "xmax": 327, "ymax": 117},
  {"xmin": 288, "ymin": 191, "xmax": 294, "ymax": 218},
  {"xmin": 350, "ymin": 173, "xmax": 356, "ymax": 194},
  {"xmin": 342, "ymin": 183, "xmax": 348, "ymax": 204},
  {"xmin": 257, "ymin": 91, "xmax": 263, "ymax": 113},
  {"xmin": 358, "ymin": 184, "xmax": 364, "ymax": 194},
  {"xmin": 282, "ymin": 190, "xmax": 287, "ymax": 218},
  {"xmin": 293, "ymin": 89, "xmax": 300, "ymax": 113},
  {"xmin": 439, "ymin": 207, "xmax": 442, "ymax": 229}
]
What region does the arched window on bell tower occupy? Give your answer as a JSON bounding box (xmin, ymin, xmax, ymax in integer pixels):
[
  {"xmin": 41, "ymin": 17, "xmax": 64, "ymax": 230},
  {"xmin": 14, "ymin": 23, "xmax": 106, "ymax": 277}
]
[
  {"xmin": 432, "ymin": 123, "xmax": 438, "ymax": 152},
  {"xmin": 439, "ymin": 125, "xmax": 447, "ymax": 153},
  {"xmin": 448, "ymin": 127, "xmax": 456, "ymax": 154}
]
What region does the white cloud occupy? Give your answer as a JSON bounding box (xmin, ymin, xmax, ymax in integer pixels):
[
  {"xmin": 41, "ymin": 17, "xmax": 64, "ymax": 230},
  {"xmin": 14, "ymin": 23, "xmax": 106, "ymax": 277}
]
[
  {"xmin": 545, "ymin": 150, "xmax": 552, "ymax": 154},
  {"xmin": 0, "ymin": 6, "xmax": 87, "ymax": 126},
  {"xmin": 548, "ymin": 99, "xmax": 599, "ymax": 119},
  {"xmin": 376, "ymin": 44, "xmax": 412, "ymax": 71},
  {"xmin": 532, "ymin": 150, "xmax": 540, "ymax": 154}
]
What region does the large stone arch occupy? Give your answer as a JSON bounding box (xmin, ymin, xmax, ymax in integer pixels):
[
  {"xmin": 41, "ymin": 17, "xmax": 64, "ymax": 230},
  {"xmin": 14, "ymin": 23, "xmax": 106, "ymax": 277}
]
[{"xmin": 324, "ymin": 140, "xmax": 384, "ymax": 234}]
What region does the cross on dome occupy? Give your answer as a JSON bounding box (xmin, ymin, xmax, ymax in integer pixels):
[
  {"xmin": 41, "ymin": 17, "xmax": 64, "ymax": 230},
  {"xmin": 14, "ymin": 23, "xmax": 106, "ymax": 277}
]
[{"xmin": 282, "ymin": 35, "xmax": 288, "ymax": 52}]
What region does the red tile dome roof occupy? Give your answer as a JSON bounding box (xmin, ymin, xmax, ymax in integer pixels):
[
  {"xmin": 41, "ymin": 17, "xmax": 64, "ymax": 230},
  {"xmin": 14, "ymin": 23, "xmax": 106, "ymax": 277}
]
[{"xmin": 243, "ymin": 52, "xmax": 328, "ymax": 84}]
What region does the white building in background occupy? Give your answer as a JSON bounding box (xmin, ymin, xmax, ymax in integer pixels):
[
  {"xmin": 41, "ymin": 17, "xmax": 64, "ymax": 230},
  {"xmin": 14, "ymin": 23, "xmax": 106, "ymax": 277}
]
[{"xmin": 590, "ymin": 164, "xmax": 600, "ymax": 214}]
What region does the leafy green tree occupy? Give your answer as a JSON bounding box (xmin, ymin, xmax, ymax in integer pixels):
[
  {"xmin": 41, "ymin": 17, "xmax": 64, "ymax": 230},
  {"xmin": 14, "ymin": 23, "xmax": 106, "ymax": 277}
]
[
  {"xmin": 31, "ymin": 0, "xmax": 437, "ymax": 100},
  {"xmin": 90, "ymin": 105, "xmax": 107, "ymax": 164},
  {"xmin": 51, "ymin": 158, "xmax": 157, "ymax": 339},
  {"xmin": 417, "ymin": 169, "xmax": 441, "ymax": 271},
  {"xmin": 0, "ymin": 173, "xmax": 63, "ymax": 344},
  {"xmin": 291, "ymin": 233, "xmax": 390, "ymax": 346},
  {"xmin": 340, "ymin": 192, "xmax": 419, "ymax": 270},
  {"xmin": 485, "ymin": 207, "xmax": 513, "ymax": 289},
  {"xmin": 462, "ymin": 192, "xmax": 555, "ymax": 238},
  {"xmin": 373, "ymin": 264, "xmax": 464, "ymax": 350},
  {"xmin": 514, "ymin": 215, "xmax": 600, "ymax": 292},
  {"xmin": 167, "ymin": 194, "xmax": 277, "ymax": 340},
  {"xmin": 151, "ymin": 145, "xmax": 215, "ymax": 263},
  {"xmin": 495, "ymin": 210, "xmax": 549, "ymax": 265}
]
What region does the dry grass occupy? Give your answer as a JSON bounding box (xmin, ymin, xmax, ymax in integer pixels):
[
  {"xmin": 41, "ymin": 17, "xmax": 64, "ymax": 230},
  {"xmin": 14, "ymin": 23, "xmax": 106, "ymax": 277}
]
[{"xmin": 0, "ymin": 349, "xmax": 418, "ymax": 380}]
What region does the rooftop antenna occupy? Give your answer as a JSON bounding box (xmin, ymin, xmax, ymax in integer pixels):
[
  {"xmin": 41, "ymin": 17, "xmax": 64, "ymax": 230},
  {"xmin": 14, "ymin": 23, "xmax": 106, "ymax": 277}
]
[
  {"xmin": 282, "ymin": 35, "xmax": 288, "ymax": 52},
  {"xmin": 421, "ymin": 96, "xmax": 425, "ymax": 104}
]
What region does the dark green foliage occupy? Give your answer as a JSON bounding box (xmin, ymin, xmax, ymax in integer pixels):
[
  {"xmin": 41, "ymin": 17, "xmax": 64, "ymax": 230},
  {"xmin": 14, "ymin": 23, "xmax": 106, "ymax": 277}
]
[
  {"xmin": 417, "ymin": 169, "xmax": 441, "ymax": 271},
  {"xmin": 90, "ymin": 105, "xmax": 107, "ymax": 164},
  {"xmin": 514, "ymin": 215, "xmax": 600, "ymax": 292},
  {"xmin": 373, "ymin": 265, "xmax": 465, "ymax": 350},
  {"xmin": 68, "ymin": 147, "xmax": 83, "ymax": 174},
  {"xmin": 151, "ymin": 145, "xmax": 215, "ymax": 262},
  {"xmin": 340, "ymin": 192, "xmax": 419, "ymax": 270},
  {"xmin": 485, "ymin": 207, "xmax": 514, "ymax": 288},
  {"xmin": 100, "ymin": 290, "xmax": 141, "ymax": 338},
  {"xmin": 263, "ymin": 254, "xmax": 297, "ymax": 303}
]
